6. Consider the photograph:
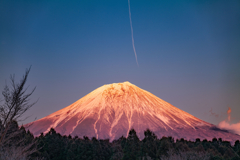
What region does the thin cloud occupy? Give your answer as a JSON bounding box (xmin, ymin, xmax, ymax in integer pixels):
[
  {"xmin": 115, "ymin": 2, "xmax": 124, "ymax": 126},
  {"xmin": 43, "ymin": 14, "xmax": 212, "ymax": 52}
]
[
  {"xmin": 227, "ymin": 107, "xmax": 231, "ymax": 122},
  {"xmin": 218, "ymin": 107, "xmax": 240, "ymax": 135},
  {"xmin": 218, "ymin": 121, "xmax": 240, "ymax": 135},
  {"xmin": 128, "ymin": 0, "xmax": 139, "ymax": 66},
  {"xmin": 209, "ymin": 108, "xmax": 219, "ymax": 118}
]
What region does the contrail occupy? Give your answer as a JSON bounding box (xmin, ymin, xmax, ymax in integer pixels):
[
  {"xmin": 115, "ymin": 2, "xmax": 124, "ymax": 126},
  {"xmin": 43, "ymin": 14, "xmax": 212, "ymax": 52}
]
[{"xmin": 128, "ymin": 0, "xmax": 139, "ymax": 66}]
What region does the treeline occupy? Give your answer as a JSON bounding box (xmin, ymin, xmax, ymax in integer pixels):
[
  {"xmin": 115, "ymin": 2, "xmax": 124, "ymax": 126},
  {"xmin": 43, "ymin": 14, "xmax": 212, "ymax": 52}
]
[{"xmin": 4, "ymin": 121, "xmax": 240, "ymax": 160}]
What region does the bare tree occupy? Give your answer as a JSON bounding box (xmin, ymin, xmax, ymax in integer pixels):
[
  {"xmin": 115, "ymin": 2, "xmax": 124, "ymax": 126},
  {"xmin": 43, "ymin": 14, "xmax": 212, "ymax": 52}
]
[{"xmin": 0, "ymin": 67, "xmax": 39, "ymax": 159}]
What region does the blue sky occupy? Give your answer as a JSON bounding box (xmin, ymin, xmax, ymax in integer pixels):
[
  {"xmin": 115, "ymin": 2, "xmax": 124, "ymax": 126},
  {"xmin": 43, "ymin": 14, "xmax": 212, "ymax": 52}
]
[{"xmin": 0, "ymin": 0, "xmax": 240, "ymax": 126}]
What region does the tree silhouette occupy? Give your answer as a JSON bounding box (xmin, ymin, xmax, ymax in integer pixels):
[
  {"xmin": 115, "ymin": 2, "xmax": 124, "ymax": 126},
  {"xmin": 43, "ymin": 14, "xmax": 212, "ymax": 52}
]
[
  {"xmin": 123, "ymin": 129, "xmax": 140, "ymax": 160},
  {"xmin": 0, "ymin": 67, "xmax": 37, "ymax": 159}
]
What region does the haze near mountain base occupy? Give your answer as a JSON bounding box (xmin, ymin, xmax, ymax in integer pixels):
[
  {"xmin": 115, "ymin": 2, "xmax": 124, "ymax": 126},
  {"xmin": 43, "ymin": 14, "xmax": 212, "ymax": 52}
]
[{"xmin": 25, "ymin": 82, "xmax": 240, "ymax": 143}]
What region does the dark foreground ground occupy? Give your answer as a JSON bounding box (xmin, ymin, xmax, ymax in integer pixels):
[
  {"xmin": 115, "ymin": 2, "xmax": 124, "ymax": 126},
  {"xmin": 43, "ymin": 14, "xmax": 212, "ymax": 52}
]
[{"xmin": 2, "ymin": 121, "xmax": 240, "ymax": 160}]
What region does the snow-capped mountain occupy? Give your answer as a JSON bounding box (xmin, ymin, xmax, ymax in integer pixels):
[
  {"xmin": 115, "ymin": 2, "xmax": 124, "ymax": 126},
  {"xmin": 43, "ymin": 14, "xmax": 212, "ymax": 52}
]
[{"xmin": 25, "ymin": 82, "xmax": 240, "ymax": 143}]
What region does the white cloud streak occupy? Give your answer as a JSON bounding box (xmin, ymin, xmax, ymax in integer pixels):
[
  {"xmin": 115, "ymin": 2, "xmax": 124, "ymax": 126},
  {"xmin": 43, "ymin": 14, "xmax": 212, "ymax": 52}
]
[
  {"xmin": 128, "ymin": 0, "xmax": 139, "ymax": 66},
  {"xmin": 218, "ymin": 121, "xmax": 240, "ymax": 135}
]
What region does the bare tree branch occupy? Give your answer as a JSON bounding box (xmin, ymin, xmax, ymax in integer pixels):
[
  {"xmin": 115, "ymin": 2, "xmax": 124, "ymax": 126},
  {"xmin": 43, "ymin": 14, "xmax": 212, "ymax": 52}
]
[{"xmin": 0, "ymin": 67, "xmax": 39, "ymax": 159}]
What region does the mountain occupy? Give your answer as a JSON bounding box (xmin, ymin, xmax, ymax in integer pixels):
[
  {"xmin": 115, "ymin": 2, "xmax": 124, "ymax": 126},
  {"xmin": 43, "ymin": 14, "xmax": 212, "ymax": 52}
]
[{"xmin": 25, "ymin": 82, "xmax": 240, "ymax": 143}]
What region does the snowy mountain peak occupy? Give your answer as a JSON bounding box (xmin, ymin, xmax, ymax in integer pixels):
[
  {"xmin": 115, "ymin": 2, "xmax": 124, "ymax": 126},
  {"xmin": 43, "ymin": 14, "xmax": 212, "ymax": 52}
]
[{"xmin": 25, "ymin": 82, "xmax": 240, "ymax": 143}]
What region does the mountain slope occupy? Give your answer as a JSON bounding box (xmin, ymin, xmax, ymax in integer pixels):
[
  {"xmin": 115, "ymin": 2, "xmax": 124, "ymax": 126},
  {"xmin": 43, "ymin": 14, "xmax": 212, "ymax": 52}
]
[{"xmin": 26, "ymin": 82, "xmax": 240, "ymax": 143}]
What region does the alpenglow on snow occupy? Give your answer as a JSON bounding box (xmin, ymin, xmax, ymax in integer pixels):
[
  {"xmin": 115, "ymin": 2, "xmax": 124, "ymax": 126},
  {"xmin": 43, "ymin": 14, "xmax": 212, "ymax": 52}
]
[{"xmin": 25, "ymin": 82, "xmax": 240, "ymax": 143}]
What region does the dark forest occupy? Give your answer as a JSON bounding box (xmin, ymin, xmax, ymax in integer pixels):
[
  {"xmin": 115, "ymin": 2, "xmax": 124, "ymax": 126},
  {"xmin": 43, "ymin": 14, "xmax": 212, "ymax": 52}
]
[{"xmin": 2, "ymin": 121, "xmax": 240, "ymax": 160}]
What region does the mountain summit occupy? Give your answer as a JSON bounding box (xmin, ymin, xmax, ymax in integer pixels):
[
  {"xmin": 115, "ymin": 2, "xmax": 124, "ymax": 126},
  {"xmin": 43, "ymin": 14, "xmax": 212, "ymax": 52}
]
[{"xmin": 26, "ymin": 82, "xmax": 240, "ymax": 142}]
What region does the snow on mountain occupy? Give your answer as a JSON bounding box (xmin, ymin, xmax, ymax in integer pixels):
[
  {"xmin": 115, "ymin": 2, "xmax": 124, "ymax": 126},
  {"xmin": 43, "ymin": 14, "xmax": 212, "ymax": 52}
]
[{"xmin": 25, "ymin": 82, "xmax": 240, "ymax": 143}]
